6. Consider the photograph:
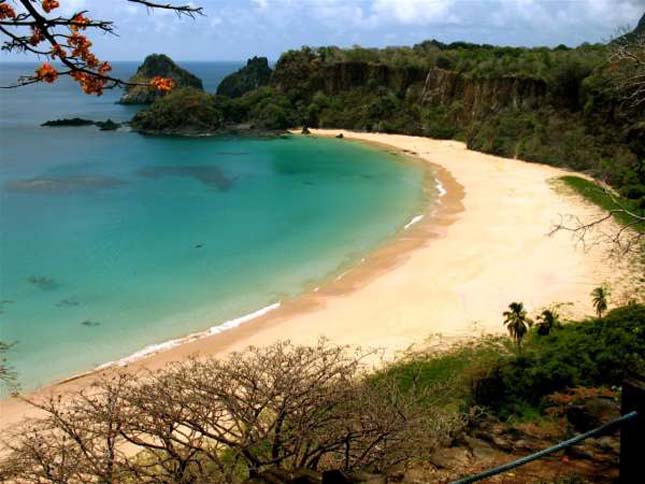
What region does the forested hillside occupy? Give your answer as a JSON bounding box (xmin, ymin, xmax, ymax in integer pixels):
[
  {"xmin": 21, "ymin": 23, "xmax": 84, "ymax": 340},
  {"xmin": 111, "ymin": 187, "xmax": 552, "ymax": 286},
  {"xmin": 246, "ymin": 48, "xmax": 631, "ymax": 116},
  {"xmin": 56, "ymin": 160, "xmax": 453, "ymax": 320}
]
[{"xmin": 132, "ymin": 16, "xmax": 644, "ymax": 207}]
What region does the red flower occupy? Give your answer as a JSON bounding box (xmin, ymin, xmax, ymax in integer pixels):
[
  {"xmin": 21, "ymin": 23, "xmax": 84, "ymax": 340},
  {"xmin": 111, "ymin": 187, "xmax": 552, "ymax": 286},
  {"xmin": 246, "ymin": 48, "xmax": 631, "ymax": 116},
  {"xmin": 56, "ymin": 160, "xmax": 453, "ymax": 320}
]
[
  {"xmin": 42, "ymin": 0, "xmax": 60, "ymax": 13},
  {"xmin": 30, "ymin": 27, "xmax": 45, "ymax": 46},
  {"xmin": 51, "ymin": 44, "xmax": 67, "ymax": 59},
  {"xmin": 72, "ymin": 71, "xmax": 107, "ymax": 96},
  {"xmin": 98, "ymin": 62, "xmax": 112, "ymax": 75},
  {"xmin": 70, "ymin": 13, "xmax": 90, "ymax": 32},
  {"xmin": 35, "ymin": 63, "xmax": 58, "ymax": 83},
  {"xmin": 0, "ymin": 4, "xmax": 16, "ymax": 19},
  {"xmin": 150, "ymin": 76, "xmax": 176, "ymax": 92}
]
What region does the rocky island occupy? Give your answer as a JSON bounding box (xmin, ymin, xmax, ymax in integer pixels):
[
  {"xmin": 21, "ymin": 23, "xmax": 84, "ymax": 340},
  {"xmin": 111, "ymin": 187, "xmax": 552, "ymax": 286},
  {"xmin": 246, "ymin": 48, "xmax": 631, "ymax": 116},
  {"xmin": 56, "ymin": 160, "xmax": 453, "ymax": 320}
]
[
  {"xmin": 216, "ymin": 56, "xmax": 272, "ymax": 98},
  {"xmin": 119, "ymin": 53, "xmax": 203, "ymax": 105}
]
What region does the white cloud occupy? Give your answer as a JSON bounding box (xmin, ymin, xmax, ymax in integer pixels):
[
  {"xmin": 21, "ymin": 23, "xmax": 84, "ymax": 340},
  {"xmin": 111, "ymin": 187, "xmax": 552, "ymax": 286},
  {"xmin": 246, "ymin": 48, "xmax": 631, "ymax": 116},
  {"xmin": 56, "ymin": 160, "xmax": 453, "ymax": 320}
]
[{"xmin": 369, "ymin": 0, "xmax": 457, "ymax": 25}]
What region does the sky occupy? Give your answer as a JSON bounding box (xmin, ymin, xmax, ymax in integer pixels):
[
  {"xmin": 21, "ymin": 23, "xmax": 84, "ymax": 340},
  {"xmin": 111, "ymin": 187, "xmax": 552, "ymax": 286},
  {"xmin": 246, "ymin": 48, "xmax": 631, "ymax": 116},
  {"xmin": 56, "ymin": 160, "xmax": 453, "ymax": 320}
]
[{"xmin": 2, "ymin": 0, "xmax": 644, "ymax": 61}]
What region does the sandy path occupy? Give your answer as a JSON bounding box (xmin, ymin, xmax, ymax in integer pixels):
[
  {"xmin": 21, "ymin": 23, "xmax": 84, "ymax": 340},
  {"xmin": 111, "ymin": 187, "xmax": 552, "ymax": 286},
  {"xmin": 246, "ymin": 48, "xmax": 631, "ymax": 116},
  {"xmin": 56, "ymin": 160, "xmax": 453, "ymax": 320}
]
[{"xmin": 0, "ymin": 130, "xmax": 628, "ymax": 430}]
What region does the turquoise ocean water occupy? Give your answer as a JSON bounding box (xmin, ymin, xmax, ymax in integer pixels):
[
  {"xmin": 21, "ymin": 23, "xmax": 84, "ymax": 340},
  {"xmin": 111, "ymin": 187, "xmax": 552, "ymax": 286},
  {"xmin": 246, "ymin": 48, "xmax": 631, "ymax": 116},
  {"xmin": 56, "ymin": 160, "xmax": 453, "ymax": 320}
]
[{"xmin": 0, "ymin": 62, "xmax": 429, "ymax": 391}]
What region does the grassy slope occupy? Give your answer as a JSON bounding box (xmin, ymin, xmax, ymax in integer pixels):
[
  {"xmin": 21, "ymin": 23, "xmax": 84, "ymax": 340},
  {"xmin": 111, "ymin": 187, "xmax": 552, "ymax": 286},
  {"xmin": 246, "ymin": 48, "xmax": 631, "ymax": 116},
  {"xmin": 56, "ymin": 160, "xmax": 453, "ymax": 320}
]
[
  {"xmin": 376, "ymin": 304, "xmax": 645, "ymax": 421},
  {"xmin": 559, "ymin": 176, "xmax": 643, "ymax": 229}
]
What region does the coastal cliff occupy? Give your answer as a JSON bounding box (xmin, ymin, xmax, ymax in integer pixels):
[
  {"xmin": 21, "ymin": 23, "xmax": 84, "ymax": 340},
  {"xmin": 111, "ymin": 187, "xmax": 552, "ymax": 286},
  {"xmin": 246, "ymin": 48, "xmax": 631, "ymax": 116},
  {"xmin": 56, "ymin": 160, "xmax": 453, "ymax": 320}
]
[
  {"xmin": 119, "ymin": 54, "xmax": 203, "ymax": 105},
  {"xmin": 216, "ymin": 56, "xmax": 272, "ymax": 98},
  {"xmin": 130, "ymin": 28, "xmax": 644, "ymax": 204}
]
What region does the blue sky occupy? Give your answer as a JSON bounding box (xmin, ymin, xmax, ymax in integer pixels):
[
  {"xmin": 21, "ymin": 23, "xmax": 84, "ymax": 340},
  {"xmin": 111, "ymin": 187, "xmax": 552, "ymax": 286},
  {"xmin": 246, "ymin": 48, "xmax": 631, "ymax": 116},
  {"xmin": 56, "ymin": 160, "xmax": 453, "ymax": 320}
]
[{"xmin": 2, "ymin": 0, "xmax": 644, "ymax": 61}]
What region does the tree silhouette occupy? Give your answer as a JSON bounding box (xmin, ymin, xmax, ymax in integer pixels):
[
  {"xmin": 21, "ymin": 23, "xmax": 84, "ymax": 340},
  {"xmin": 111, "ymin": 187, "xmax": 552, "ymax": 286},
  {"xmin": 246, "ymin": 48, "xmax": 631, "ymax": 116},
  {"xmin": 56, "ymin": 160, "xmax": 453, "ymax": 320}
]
[
  {"xmin": 536, "ymin": 308, "xmax": 560, "ymax": 336},
  {"xmin": 503, "ymin": 302, "xmax": 532, "ymax": 353},
  {"xmin": 0, "ymin": 0, "xmax": 202, "ymax": 94},
  {"xmin": 591, "ymin": 286, "xmax": 609, "ymax": 318}
]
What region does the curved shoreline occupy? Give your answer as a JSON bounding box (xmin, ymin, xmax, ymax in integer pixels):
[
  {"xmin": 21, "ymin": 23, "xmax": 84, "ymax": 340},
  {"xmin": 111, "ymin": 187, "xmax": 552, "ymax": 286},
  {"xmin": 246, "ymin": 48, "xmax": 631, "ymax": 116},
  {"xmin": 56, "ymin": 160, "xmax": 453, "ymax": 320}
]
[
  {"xmin": 34, "ymin": 137, "xmax": 453, "ymax": 388},
  {"xmin": 0, "ymin": 130, "xmax": 630, "ymax": 429}
]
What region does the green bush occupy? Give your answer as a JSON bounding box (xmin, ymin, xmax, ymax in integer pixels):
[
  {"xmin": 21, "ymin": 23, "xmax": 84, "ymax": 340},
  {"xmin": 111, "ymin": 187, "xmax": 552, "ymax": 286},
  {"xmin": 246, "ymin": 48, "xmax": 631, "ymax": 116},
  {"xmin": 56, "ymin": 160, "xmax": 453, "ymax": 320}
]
[
  {"xmin": 472, "ymin": 304, "xmax": 645, "ymax": 418},
  {"xmin": 130, "ymin": 88, "xmax": 223, "ymax": 133}
]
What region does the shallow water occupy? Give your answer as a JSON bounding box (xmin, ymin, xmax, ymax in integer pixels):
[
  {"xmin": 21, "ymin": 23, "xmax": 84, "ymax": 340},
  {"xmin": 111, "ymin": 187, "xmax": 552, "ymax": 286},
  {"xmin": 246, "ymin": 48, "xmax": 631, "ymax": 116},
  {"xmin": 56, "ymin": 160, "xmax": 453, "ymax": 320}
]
[{"xmin": 0, "ymin": 62, "xmax": 429, "ymax": 391}]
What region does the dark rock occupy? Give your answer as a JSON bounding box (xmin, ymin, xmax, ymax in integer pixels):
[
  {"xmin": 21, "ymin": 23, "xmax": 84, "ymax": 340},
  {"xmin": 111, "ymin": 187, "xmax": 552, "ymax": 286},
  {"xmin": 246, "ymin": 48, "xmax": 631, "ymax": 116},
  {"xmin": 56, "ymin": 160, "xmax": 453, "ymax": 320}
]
[
  {"xmin": 428, "ymin": 447, "xmax": 472, "ymax": 469},
  {"xmin": 42, "ymin": 117, "xmax": 95, "ymax": 127},
  {"xmin": 462, "ymin": 435, "xmax": 499, "ymax": 460},
  {"xmin": 566, "ymin": 397, "xmax": 620, "ymax": 432},
  {"xmin": 290, "ymin": 469, "xmax": 323, "ymax": 484},
  {"xmin": 335, "ymin": 133, "xmax": 344, "ymax": 138},
  {"xmin": 302, "ymin": 126, "xmax": 311, "ymax": 134},
  {"xmin": 245, "ymin": 469, "xmax": 321, "ymax": 484},
  {"xmin": 27, "ymin": 276, "xmax": 59, "ymax": 290},
  {"xmin": 322, "ymin": 470, "xmax": 383, "ymax": 484},
  {"xmin": 597, "ymin": 435, "xmax": 620, "ymax": 453},
  {"xmin": 217, "ymin": 56, "xmax": 272, "ymax": 98},
  {"xmin": 42, "ymin": 118, "xmax": 121, "ymax": 131},
  {"xmin": 322, "ymin": 470, "xmax": 353, "ymax": 484},
  {"xmin": 119, "ymin": 54, "xmax": 203, "ymax": 105},
  {"xmin": 95, "ymin": 119, "xmax": 120, "ymax": 131}
]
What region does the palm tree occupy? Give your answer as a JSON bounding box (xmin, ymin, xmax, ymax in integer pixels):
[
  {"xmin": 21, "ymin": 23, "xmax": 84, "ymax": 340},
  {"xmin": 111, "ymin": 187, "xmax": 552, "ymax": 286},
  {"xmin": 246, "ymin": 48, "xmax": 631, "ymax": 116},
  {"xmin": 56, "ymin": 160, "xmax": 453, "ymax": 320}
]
[
  {"xmin": 536, "ymin": 309, "xmax": 560, "ymax": 336},
  {"xmin": 591, "ymin": 286, "xmax": 609, "ymax": 318},
  {"xmin": 503, "ymin": 302, "xmax": 532, "ymax": 353}
]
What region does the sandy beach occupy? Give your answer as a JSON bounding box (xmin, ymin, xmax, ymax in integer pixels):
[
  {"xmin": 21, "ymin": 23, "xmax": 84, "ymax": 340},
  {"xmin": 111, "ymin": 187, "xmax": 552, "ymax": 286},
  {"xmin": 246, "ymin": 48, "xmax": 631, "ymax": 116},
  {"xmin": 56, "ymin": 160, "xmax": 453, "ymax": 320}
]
[{"xmin": 0, "ymin": 130, "xmax": 633, "ymax": 430}]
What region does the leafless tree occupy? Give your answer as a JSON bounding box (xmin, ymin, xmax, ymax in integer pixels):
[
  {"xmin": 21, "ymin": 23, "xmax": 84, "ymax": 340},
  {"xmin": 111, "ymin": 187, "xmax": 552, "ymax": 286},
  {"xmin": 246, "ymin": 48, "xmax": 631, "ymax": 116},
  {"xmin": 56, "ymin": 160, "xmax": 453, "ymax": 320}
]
[
  {"xmin": 609, "ymin": 30, "xmax": 645, "ymax": 110},
  {"xmin": 0, "ymin": 0, "xmax": 202, "ymax": 94},
  {"xmin": 550, "ymin": 181, "xmax": 644, "ymax": 256},
  {"xmin": 0, "ymin": 340, "xmax": 465, "ymax": 483}
]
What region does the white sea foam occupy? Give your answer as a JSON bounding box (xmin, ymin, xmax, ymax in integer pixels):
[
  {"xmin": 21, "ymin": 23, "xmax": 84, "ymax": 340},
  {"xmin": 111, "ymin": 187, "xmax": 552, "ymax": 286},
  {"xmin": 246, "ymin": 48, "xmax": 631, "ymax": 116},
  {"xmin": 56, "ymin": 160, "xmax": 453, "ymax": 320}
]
[
  {"xmin": 404, "ymin": 214, "xmax": 424, "ymax": 230},
  {"xmin": 436, "ymin": 179, "xmax": 447, "ymax": 197},
  {"xmin": 96, "ymin": 302, "xmax": 281, "ymax": 370}
]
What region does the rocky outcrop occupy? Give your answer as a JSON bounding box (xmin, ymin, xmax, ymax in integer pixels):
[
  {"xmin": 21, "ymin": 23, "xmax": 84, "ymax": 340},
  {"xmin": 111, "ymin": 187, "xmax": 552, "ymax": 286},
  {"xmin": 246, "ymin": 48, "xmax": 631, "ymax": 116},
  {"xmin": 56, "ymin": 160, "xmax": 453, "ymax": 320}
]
[
  {"xmin": 216, "ymin": 56, "xmax": 272, "ymax": 98},
  {"xmin": 421, "ymin": 67, "xmax": 547, "ymax": 121},
  {"xmin": 42, "ymin": 118, "xmax": 122, "ymax": 130},
  {"xmin": 319, "ymin": 62, "xmax": 426, "ymax": 94},
  {"xmin": 119, "ymin": 54, "xmax": 203, "ymax": 105},
  {"xmin": 271, "ymin": 59, "xmax": 426, "ymax": 98}
]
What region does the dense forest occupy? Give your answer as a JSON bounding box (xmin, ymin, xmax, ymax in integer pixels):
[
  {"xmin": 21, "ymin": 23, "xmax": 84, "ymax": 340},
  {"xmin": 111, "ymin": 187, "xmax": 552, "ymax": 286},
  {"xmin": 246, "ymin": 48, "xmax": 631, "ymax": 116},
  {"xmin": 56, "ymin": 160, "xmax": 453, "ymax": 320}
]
[{"xmin": 132, "ymin": 16, "xmax": 644, "ymax": 212}]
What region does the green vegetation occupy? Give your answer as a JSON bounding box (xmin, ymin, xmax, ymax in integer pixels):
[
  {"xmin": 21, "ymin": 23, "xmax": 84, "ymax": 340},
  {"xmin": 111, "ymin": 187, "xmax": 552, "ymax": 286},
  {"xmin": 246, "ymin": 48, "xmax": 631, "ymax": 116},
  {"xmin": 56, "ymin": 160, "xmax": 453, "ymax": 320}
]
[
  {"xmin": 503, "ymin": 302, "xmax": 532, "ymax": 353},
  {"xmin": 378, "ymin": 304, "xmax": 645, "ymax": 421},
  {"xmin": 120, "ymin": 54, "xmax": 203, "ymax": 104},
  {"xmin": 591, "ymin": 286, "xmax": 609, "ymax": 318},
  {"xmin": 134, "ymin": 25, "xmax": 644, "ymax": 216},
  {"xmin": 475, "ymin": 304, "xmax": 645, "ymax": 418},
  {"xmin": 216, "ymin": 57, "xmax": 272, "ymax": 98},
  {"xmin": 560, "ymin": 176, "xmax": 645, "ymax": 228},
  {"xmin": 131, "ymin": 88, "xmax": 224, "ymax": 133}
]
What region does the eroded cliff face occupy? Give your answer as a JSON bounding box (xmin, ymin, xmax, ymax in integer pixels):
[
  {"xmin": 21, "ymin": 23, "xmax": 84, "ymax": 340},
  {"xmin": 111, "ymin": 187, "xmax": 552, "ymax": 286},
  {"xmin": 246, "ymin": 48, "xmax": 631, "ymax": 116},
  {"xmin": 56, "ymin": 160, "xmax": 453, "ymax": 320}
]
[
  {"xmin": 271, "ymin": 59, "xmax": 548, "ymax": 123},
  {"xmin": 270, "ymin": 59, "xmax": 426, "ymax": 99},
  {"xmin": 421, "ymin": 68, "xmax": 548, "ymax": 121},
  {"xmin": 319, "ymin": 62, "xmax": 427, "ymax": 94}
]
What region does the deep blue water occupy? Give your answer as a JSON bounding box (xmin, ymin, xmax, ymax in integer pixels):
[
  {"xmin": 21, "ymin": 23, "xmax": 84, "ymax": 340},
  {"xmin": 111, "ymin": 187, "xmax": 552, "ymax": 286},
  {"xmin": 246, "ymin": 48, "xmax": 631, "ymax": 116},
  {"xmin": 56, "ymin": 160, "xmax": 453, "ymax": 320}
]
[{"xmin": 0, "ymin": 62, "xmax": 429, "ymax": 392}]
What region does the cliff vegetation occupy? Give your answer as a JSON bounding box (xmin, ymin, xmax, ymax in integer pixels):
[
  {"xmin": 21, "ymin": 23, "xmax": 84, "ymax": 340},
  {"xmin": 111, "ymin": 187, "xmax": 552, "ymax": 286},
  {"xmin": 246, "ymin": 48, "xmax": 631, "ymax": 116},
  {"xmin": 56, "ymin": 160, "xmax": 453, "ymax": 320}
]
[
  {"xmin": 131, "ymin": 20, "xmax": 644, "ymax": 215},
  {"xmin": 120, "ymin": 54, "xmax": 203, "ymax": 105}
]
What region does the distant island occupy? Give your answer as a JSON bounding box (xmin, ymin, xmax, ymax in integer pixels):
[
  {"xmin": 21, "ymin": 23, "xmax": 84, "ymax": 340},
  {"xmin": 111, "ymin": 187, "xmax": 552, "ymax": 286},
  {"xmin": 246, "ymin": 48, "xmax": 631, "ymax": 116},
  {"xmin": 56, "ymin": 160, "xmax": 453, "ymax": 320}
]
[
  {"xmin": 129, "ymin": 18, "xmax": 643, "ymax": 211},
  {"xmin": 42, "ymin": 118, "xmax": 121, "ymax": 130},
  {"xmin": 119, "ymin": 53, "xmax": 203, "ymax": 105}
]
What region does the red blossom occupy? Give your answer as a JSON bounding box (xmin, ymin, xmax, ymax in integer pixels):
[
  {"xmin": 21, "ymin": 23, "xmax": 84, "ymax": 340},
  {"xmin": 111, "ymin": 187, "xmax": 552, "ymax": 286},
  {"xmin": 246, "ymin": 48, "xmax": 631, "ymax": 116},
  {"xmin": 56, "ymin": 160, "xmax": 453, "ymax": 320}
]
[
  {"xmin": 0, "ymin": 3, "xmax": 16, "ymax": 19},
  {"xmin": 150, "ymin": 76, "xmax": 176, "ymax": 92},
  {"xmin": 35, "ymin": 63, "xmax": 58, "ymax": 83},
  {"xmin": 70, "ymin": 13, "xmax": 90, "ymax": 32},
  {"xmin": 30, "ymin": 27, "xmax": 44, "ymax": 46},
  {"xmin": 41, "ymin": 0, "xmax": 60, "ymax": 13},
  {"xmin": 51, "ymin": 44, "xmax": 67, "ymax": 59}
]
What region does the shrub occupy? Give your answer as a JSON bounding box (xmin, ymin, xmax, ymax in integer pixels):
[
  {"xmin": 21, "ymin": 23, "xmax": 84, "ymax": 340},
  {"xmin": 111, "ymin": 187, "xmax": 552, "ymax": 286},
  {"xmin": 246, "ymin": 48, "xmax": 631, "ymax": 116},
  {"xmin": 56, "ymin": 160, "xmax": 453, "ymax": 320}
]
[{"xmin": 472, "ymin": 304, "xmax": 645, "ymax": 418}]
